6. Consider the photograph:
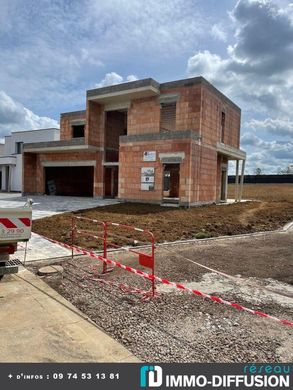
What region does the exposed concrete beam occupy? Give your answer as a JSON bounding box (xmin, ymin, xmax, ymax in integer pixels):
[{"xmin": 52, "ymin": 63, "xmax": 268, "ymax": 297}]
[
  {"xmin": 41, "ymin": 160, "xmax": 96, "ymax": 167},
  {"xmin": 217, "ymin": 142, "xmax": 246, "ymax": 160},
  {"xmin": 88, "ymin": 86, "xmax": 159, "ymax": 104},
  {"xmin": 24, "ymin": 145, "xmax": 100, "ymax": 153}
]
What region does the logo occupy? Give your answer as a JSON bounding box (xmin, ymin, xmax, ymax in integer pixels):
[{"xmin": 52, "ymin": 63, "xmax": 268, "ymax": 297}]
[{"xmin": 140, "ymin": 365, "xmax": 163, "ymax": 388}]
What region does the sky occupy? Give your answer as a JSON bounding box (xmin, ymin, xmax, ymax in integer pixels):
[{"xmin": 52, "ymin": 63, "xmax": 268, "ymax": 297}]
[{"xmin": 0, "ymin": 0, "xmax": 292, "ymax": 173}]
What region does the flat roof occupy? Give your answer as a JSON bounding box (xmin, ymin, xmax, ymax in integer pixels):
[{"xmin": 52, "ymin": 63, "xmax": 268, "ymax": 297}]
[
  {"xmin": 60, "ymin": 110, "xmax": 86, "ymax": 117},
  {"xmin": 86, "ymin": 76, "xmax": 240, "ymax": 112},
  {"xmin": 87, "ymin": 78, "xmax": 160, "ymax": 98},
  {"xmin": 9, "ymin": 128, "xmax": 60, "ymax": 135}
]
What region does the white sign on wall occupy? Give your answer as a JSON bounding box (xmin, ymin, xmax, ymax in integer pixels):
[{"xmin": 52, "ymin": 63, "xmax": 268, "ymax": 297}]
[
  {"xmin": 141, "ymin": 183, "xmax": 154, "ymax": 191},
  {"xmin": 141, "ymin": 167, "xmax": 155, "ymax": 190},
  {"xmin": 141, "ymin": 175, "xmax": 154, "ymax": 183},
  {"xmin": 143, "ymin": 151, "xmax": 156, "ymax": 162}
]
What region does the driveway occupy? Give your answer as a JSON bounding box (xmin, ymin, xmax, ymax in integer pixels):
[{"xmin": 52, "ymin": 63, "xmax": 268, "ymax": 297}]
[
  {"xmin": 0, "ymin": 193, "xmax": 119, "ymax": 219},
  {"xmin": 0, "ymin": 193, "xmax": 119, "ymax": 263},
  {"xmin": 0, "ymin": 268, "xmax": 139, "ymax": 362}
]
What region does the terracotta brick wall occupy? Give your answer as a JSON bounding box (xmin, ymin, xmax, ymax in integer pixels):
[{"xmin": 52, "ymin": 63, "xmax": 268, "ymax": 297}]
[
  {"xmin": 60, "ymin": 111, "xmax": 86, "ymax": 140},
  {"xmin": 162, "ymin": 86, "xmax": 201, "ymax": 132},
  {"xmin": 127, "ymin": 86, "xmax": 201, "ymax": 136},
  {"xmin": 86, "ymin": 101, "xmax": 105, "ymax": 147},
  {"xmin": 195, "ymin": 145, "xmax": 218, "ymax": 202},
  {"xmin": 94, "ymin": 152, "xmax": 104, "ymax": 197},
  {"xmin": 127, "ymin": 97, "xmax": 161, "ymax": 135},
  {"xmin": 200, "ymin": 84, "xmax": 241, "ymax": 148},
  {"xmin": 23, "ymin": 153, "xmax": 37, "ymax": 193},
  {"xmin": 119, "ymin": 139, "xmax": 192, "ymax": 203},
  {"xmin": 23, "ymin": 151, "xmax": 103, "ymax": 196},
  {"xmin": 105, "ymin": 111, "xmax": 127, "ymax": 161}
]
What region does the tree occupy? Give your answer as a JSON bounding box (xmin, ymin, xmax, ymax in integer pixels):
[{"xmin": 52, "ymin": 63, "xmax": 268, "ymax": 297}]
[
  {"xmin": 278, "ymin": 164, "xmax": 293, "ymax": 174},
  {"xmin": 254, "ymin": 167, "xmax": 263, "ymax": 175}
]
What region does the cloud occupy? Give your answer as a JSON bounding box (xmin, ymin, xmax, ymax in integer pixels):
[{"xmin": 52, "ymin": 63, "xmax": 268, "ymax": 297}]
[
  {"xmin": 229, "ymin": 0, "xmax": 293, "ymax": 72},
  {"xmin": 0, "ymin": 91, "xmax": 59, "ymax": 139},
  {"xmin": 0, "ymin": 0, "xmax": 204, "ymax": 112},
  {"xmin": 240, "ymin": 132, "xmax": 293, "ymax": 173},
  {"xmin": 211, "ymin": 24, "xmax": 227, "ymax": 42},
  {"xmin": 245, "ymin": 118, "xmax": 293, "ymax": 137},
  {"xmin": 94, "ymin": 72, "xmax": 138, "ymax": 88},
  {"xmin": 187, "ymin": 0, "xmax": 293, "ymax": 173},
  {"xmin": 187, "ymin": 0, "xmax": 293, "ymax": 117},
  {"xmin": 85, "ymin": 0, "xmax": 204, "ymax": 56}
]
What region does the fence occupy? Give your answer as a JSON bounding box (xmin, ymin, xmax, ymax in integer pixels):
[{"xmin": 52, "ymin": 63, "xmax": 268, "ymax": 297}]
[
  {"xmin": 228, "ymin": 174, "xmax": 293, "ymax": 184},
  {"xmin": 71, "ymin": 216, "xmax": 156, "ymax": 297}
]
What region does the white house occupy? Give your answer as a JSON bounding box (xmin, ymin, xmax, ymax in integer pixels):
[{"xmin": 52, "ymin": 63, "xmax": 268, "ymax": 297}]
[{"xmin": 0, "ymin": 128, "xmax": 60, "ymax": 192}]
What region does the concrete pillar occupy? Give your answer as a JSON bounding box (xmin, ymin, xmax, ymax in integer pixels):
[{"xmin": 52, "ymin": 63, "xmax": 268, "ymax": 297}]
[
  {"xmin": 7, "ymin": 166, "xmax": 12, "ymax": 192},
  {"xmin": 235, "ymin": 160, "xmax": 239, "ymax": 202},
  {"xmin": 239, "ymin": 159, "xmax": 246, "ymax": 201}
]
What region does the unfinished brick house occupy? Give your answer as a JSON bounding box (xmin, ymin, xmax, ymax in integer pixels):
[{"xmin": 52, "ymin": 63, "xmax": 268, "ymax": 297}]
[{"xmin": 23, "ymin": 77, "xmax": 246, "ymax": 206}]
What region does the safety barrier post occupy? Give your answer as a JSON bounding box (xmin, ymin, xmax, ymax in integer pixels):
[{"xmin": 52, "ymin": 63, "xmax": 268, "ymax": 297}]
[
  {"xmin": 71, "ymin": 216, "xmax": 76, "ymax": 260},
  {"xmin": 69, "ymin": 217, "xmax": 156, "ymax": 298},
  {"xmin": 102, "ymin": 222, "xmax": 108, "ymax": 274},
  {"xmin": 150, "ymin": 232, "xmax": 155, "ymax": 297}
]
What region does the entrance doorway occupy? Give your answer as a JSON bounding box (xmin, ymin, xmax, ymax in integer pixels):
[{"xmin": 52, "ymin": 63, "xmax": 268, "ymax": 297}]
[
  {"xmin": 104, "ymin": 166, "xmax": 118, "ymax": 198},
  {"xmin": 220, "ymin": 168, "xmax": 227, "ymax": 201},
  {"xmin": 163, "ymin": 164, "xmax": 180, "ymax": 199}
]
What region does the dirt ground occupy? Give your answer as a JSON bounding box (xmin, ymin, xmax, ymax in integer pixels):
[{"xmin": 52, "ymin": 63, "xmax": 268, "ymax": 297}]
[
  {"xmin": 28, "ymin": 230, "xmax": 293, "ymax": 363},
  {"xmin": 32, "ymin": 184, "xmax": 293, "ymax": 249}
]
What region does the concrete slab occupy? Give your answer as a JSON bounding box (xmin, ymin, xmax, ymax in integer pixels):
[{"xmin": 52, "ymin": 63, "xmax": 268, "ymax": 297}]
[
  {"xmin": 0, "ymin": 194, "xmax": 119, "ymax": 263},
  {"xmin": 0, "ymin": 193, "xmax": 119, "ymax": 220},
  {"xmin": 0, "ymin": 268, "xmax": 139, "ymax": 362},
  {"xmin": 14, "ymin": 233, "xmax": 72, "ymax": 263}
]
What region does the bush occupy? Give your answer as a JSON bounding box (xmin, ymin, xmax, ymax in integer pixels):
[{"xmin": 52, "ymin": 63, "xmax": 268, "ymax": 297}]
[{"xmin": 195, "ymin": 231, "xmax": 212, "ymax": 239}]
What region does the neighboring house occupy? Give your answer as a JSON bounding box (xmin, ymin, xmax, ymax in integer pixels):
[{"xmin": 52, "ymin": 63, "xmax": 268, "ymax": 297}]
[
  {"xmin": 0, "ymin": 128, "xmax": 60, "ymax": 192},
  {"xmin": 0, "ymin": 143, "xmax": 4, "ymax": 190},
  {"xmin": 23, "ymin": 77, "xmax": 246, "ymax": 206}
]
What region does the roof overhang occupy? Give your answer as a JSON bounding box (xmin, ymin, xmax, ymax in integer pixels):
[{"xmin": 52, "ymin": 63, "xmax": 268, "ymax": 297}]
[
  {"xmin": 87, "ymin": 78, "xmax": 160, "ymax": 105},
  {"xmin": 88, "ymin": 85, "xmax": 159, "ymax": 104},
  {"xmin": 0, "ymin": 156, "xmax": 17, "ymax": 165},
  {"xmin": 24, "ymin": 144, "xmax": 99, "ymax": 153},
  {"xmin": 23, "ymin": 138, "xmax": 99, "ymax": 154},
  {"xmin": 217, "ymin": 142, "xmax": 246, "ymax": 160}
]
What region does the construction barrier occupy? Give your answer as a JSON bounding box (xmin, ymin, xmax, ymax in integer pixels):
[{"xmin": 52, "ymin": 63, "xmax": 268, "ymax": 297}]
[
  {"xmin": 40, "ymin": 233, "xmax": 293, "ymax": 328},
  {"xmin": 71, "ymin": 216, "xmax": 156, "ymax": 297}
]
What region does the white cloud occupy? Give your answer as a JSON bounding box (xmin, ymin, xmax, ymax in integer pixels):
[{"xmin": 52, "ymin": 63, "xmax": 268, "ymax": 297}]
[
  {"xmin": 245, "ymin": 118, "xmax": 293, "ymax": 137},
  {"xmin": 85, "ymin": 0, "xmax": 204, "ymax": 55},
  {"xmin": 186, "ymin": 1, "xmax": 293, "ymax": 174},
  {"xmin": 211, "ymin": 24, "xmax": 227, "ymax": 42},
  {"xmin": 187, "ymin": 0, "xmax": 293, "ymax": 117},
  {"xmin": 187, "ymin": 50, "xmax": 231, "ymax": 83},
  {"xmin": 187, "ymin": 0, "xmax": 293, "ymax": 173},
  {"xmin": 0, "ymin": 91, "xmax": 59, "ymax": 139},
  {"xmin": 0, "ymin": 0, "xmax": 204, "ymax": 111},
  {"xmin": 240, "ymin": 132, "xmax": 293, "ymax": 173},
  {"xmin": 126, "ymin": 74, "xmax": 139, "ymax": 82},
  {"xmin": 94, "ymin": 72, "xmax": 138, "ymax": 88}
]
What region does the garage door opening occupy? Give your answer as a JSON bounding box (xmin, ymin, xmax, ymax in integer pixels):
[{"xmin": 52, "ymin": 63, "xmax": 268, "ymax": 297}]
[{"xmin": 45, "ymin": 166, "xmax": 94, "ymax": 197}]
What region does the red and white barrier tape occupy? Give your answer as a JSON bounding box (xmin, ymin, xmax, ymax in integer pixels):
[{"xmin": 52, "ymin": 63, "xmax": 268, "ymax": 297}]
[
  {"xmin": 64, "ymin": 263, "xmax": 156, "ymax": 302},
  {"xmin": 39, "ymin": 234, "xmax": 293, "ymax": 327},
  {"xmin": 86, "ymin": 264, "xmax": 156, "ymax": 301}
]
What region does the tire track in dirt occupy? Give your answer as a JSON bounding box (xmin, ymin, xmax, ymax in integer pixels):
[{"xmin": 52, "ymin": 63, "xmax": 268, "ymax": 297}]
[{"xmin": 238, "ymin": 202, "xmax": 266, "ymax": 225}]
